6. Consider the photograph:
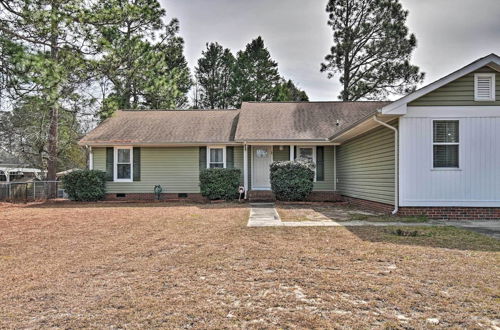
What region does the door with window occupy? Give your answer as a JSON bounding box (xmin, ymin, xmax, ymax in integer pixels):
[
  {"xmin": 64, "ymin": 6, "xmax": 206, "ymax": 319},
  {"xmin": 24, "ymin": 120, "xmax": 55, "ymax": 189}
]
[{"xmin": 252, "ymin": 146, "xmax": 272, "ymax": 189}]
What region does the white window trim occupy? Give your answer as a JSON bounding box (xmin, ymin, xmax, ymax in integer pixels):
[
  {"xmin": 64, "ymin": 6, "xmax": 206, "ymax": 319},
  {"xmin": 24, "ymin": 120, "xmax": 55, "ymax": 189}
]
[
  {"xmin": 431, "ymin": 119, "xmax": 460, "ymax": 170},
  {"xmin": 474, "ymin": 73, "xmax": 495, "ymax": 101},
  {"xmin": 114, "ymin": 146, "xmax": 133, "ymax": 182},
  {"xmin": 207, "ymin": 146, "xmax": 226, "ymax": 169},
  {"xmin": 297, "ymin": 146, "xmax": 317, "ymax": 182}
]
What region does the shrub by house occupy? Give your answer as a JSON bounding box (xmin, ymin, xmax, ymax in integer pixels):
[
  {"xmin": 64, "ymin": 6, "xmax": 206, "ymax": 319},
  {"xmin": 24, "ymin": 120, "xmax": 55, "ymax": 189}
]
[
  {"xmin": 62, "ymin": 170, "xmax": 106, "ymax": 202},
  {"xmin": 270, "ymin": 159, "xmax": 315, "ymax": 201},
  {"xmin": 200, "ymin": 168, "xmax": 241, "ymax": 200}
]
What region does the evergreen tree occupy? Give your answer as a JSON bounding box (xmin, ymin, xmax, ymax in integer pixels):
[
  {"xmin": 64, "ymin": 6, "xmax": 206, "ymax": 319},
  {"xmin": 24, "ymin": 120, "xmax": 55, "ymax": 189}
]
[
  {"xmin": 0, "ymin": 0, "xmax": 94, "ymax": 180},
  {"xmin": 0, "ymin": 99, "xmax": 86, "ymax": 171},
  {"xmin": 91, "ymin": 0, "xmax": 192, "ymax": 119},
  {"xmin": 195, "ymin": 42, "xmax": 235, "ymax": 109},
  {"xmin": 232, "ymin": 36, "xmax": 280, "ymax": 107},
  {"xmin": 273, "ymin": 78, "xmax": 309, "ymax": 102},
  {"xmin": 321, "ymin": 0, "xmax": 424, "ymax": 101}
]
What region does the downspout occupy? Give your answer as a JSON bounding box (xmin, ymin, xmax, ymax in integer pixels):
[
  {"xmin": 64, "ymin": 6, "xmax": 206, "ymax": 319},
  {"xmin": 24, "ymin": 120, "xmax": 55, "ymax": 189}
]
[
  {"xmin": 243, "ymin": 142, "xmax": 248, "ymax": 199},
  {"xmin": 372, "ymin": 115, "xmax": 399, "ymax": 215}
]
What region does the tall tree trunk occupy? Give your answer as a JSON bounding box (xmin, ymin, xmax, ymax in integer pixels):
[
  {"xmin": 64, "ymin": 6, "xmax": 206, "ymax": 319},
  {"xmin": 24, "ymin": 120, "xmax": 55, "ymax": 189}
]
[
  {"xmin": 342, "ymin": 0, "xmax": 351, "ymax": 101},
  {"xmin": 47, "ymin": 0, "xmax": 59, "ymax": 185},
  {"xmin": 47, "ymin": 105, "xmax": 58, "ymax": 181}
]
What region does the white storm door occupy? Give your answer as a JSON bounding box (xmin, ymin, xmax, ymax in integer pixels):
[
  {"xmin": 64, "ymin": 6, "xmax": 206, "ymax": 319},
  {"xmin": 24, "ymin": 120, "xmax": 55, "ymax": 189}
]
[{"xmin": 252, "ymin": 146, "xmax": 272, "ymax": 189}]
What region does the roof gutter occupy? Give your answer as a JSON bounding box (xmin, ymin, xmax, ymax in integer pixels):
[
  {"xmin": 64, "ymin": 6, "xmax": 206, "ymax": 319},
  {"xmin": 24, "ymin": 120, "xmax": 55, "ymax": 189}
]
[{"xmin": 372, "ymin": 115, "xmax": 399, "ymax": 215}]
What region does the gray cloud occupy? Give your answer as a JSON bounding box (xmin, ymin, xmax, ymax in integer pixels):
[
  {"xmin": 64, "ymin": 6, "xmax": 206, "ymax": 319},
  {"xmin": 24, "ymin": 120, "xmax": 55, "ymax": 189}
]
[{"xmin": 162, "ymin": 0, "xmax": 500, "ymax": 101}]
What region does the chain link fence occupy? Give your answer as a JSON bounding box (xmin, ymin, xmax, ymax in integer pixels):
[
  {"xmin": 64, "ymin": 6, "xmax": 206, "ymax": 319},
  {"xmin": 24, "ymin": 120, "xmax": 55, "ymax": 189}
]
[{"xmin": 0, "ymin": 181, "xmax": 65, "ymax": 203}]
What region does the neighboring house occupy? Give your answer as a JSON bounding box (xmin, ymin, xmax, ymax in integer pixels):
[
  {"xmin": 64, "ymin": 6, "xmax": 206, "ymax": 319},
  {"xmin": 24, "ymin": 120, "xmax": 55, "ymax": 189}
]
[
  {"xmin": 80, "ymin": 54, "xmax": 500, "ymax": 219},
  {"xmin": 0, "ymin": 164, "xmax": 44, "ymax": 183}
]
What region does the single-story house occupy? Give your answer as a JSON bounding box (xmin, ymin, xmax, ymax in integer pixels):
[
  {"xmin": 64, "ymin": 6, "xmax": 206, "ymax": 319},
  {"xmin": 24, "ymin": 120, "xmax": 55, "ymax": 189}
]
[{"xmin": 80, "ymin": 53, "xmax": 500, "ymax": 219}]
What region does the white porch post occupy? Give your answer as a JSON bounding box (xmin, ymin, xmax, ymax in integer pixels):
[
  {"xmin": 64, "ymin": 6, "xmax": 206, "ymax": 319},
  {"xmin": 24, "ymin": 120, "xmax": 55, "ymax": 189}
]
[
  {"xmin": 88, "ymin": 146, "xmax": 93, "ymax": 170},
  {"xmin": 243, "ymin": 144, "xmax": 248, "ymax": 198},
  {"xmin": 333, "ymin": 145, "xmax": 337, "ymax": 191},
  {"xmin": 289, "ymin": 145, "xmax": 294, "ymax": 160}
]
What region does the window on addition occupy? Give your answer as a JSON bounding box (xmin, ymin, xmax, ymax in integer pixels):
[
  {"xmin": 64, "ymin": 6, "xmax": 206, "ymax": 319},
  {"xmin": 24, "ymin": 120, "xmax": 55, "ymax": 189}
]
[{"xmin": 433, "ymin": 120, "xmax": 459, "ymax": 168}]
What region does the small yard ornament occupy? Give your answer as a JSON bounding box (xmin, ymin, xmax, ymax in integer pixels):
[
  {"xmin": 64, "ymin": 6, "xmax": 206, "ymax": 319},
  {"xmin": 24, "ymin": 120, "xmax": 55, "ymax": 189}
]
[
  {"xmin": 238, "ymin": 186, "xmax": 245, "ymax": 202},
  {"xmin": 153, "ymin": 185, "xmax": 163, "ymax": 201}
]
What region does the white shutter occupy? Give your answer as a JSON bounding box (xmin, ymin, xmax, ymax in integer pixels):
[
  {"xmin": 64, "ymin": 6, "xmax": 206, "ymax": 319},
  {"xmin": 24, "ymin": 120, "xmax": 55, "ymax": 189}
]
[{"xmin": 474, "ymin": 73, "xmax": 495, "ymax": 101}]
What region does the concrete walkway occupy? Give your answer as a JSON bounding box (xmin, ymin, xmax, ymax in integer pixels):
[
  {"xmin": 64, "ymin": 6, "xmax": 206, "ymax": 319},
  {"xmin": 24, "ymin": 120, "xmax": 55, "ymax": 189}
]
[
  {"xmin": 247, "ymin": 203, "xmax": 437, "ymax": 228},
  {"xmin": 247, "ymin": 203, "xmax": 282, "ymax": 227},
  {"xmin": 247, "ymin": 204, "xmax": 500, "ymax": 239}
]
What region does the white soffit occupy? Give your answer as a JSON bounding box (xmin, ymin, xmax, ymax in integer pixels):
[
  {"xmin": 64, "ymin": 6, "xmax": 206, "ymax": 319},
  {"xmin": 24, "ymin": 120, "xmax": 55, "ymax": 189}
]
[{"xmin": 331, "ymin": 115, "xmax": 398, "ymax": 144}]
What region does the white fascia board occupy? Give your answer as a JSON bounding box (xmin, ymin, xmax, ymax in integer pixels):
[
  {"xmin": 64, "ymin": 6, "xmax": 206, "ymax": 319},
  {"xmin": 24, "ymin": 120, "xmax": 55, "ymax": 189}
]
[
  {"xmin": 380, "ymin": 104, "xmax": 407, "ymax": 115},
  {"xmin": 380, "ymin": 54, "xmax": 500, "ymax": 115}
]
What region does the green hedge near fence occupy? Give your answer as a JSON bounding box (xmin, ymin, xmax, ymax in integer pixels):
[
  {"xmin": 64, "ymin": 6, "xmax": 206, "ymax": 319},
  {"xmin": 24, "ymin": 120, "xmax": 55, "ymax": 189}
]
[{"xmin": 62, "ymin": 170, "xmax": 106, "ymax": 202}]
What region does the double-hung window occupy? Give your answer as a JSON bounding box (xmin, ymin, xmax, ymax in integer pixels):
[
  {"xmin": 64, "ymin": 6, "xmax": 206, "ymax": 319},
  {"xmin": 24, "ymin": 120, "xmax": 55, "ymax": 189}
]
[
  {"xmin": 433, "ymin": 120, "xmax": 459, "ymax": 168},
  {"xmin": 298, "ymin": 147, "xmax": 314, "ymax": 161},
  {"xmin": 114, "ymin": 147, "xmax": 133, "ymax": 181},
  {"xmin": 208, "ymin": 147, "xmax": 225, "ymax": 168}
]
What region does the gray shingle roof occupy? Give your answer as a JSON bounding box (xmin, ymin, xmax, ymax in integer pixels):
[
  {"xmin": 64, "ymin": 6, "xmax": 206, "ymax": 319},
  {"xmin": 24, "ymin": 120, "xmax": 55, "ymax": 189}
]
[
  {"xmin": 79, "ymin": 110, "xmax": 240, "ymax": 145},
  {"xmin": 80, "ymin": 102, "xmax": 391, "ymax": 145},
  {"xmin": 234, "ymin": 101, "xmax": 390, "ymax": 141}
]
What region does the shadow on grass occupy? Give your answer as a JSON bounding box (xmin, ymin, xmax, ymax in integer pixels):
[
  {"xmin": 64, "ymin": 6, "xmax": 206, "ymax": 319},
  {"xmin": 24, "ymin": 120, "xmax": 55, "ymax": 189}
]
[{"xmin": 345, "ymin": 225, "xmax": 500, "ymax": 252}]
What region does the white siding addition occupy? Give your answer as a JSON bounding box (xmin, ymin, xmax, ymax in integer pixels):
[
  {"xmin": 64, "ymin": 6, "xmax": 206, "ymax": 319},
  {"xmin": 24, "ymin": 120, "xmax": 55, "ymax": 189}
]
[{"xmin": 399, "ymin": 106, "xmax": 500, "ymax": 207}]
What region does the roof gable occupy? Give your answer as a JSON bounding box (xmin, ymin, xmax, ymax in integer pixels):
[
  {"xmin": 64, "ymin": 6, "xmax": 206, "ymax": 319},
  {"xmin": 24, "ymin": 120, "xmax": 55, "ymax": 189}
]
[
  {"xmin": 380, "ymin": 53, "xmax": 500, "ymax": 115},
  {"xmin": 408, "ymin": 66, "xmax": 500, "ymax": 107}
]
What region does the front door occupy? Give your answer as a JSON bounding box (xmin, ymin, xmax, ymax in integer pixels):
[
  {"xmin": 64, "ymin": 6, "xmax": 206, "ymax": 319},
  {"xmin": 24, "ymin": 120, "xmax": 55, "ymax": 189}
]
[{"xmin": 252, "ymin": 146, "xmax": 273, "ymax": 189}]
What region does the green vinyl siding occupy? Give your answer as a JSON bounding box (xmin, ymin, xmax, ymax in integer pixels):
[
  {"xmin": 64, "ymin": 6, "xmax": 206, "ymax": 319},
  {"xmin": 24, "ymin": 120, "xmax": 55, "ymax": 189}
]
[
  {"xmin": 313, "ymin": 146, "xmax": 335, "ymax": 191},
  {"xmin": 409, "ymin": 67, "xmax": 500, "ymax": 106},
  {"xmin": 336, "ymin": 122, "xmax": 397, "ymax": 205},
  {"xmin": 273, "ymin": 146, "xmax": 290, "ymax": 161},
  {"xmin": 93, "ymin": 147, "xmax": 200, "ymax": 193},
  {"xmin": 93, "ymin": 144, "xmax": 335, "ymax": 194},
  {"xmin": 233, "ymin": 146, "xmax": 245, "ymax": 185}
]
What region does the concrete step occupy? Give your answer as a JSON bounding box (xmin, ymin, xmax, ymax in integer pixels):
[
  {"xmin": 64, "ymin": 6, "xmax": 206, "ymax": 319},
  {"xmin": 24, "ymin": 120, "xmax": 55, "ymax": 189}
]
[{"xmin": 248, "ymin": 190, "xmax": 275, "ymax": 202}]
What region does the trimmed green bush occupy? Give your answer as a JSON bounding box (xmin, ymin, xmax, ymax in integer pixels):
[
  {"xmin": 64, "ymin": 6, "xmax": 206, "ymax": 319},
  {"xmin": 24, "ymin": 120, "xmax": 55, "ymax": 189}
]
[
  {"xmin": 270, "ymin": 159, "xmax": 315, "ymax": 201},
  {"xmin": 61, "ymin": 170, "xmax": 106, "ymax": 201},
  {"xmin": 200, "ymin": 168, "xmax": 241, "ymax": 200}
]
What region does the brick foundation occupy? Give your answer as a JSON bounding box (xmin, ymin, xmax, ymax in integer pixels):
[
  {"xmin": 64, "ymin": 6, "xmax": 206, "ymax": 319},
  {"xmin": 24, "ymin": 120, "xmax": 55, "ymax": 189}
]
[
  {"xmin": 397, "ymin": 207, "xmax": 500, "ymax": 220},
  {"xmin": 341, "ymin": 196, "xmax": 394, "ymax": 214},
  {"xmin": 104, "ymin": 193, "xmax": 208, "ymax": 203},
  {"xmin": 306, "ymin": 191, "xmax": 343, "ymax": 202},
  {"xmin": 248, "ymin": 190, "xmax": 342, "ymax": 202},
  {"xmin": 341, "ymin": 195, "xmax": 500, "ymax": 220}
]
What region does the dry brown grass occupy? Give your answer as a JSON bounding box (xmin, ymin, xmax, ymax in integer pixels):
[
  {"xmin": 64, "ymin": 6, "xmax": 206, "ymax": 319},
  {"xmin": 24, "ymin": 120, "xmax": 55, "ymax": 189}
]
[{"xmin": 0, "ymin": 201, "xmax": 499, "ymax": 328}]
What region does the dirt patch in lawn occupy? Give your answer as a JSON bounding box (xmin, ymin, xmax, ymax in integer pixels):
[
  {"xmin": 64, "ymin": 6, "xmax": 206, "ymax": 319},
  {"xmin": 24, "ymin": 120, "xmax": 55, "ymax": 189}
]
[
  {"xmin": 277, "ymin": 204, "xmax": 428, "ymax": 223},
  {"xmin": 0, "ymin": 201, "xmax": 499, "ymax": 328}
]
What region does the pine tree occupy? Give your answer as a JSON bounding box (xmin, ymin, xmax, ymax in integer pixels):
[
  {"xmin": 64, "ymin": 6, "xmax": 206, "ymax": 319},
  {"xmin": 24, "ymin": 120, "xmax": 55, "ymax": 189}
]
[
  {"xmin": 91, "ymin": 0, "xmax": 192, "ymax": 119},
  {"xmin": 232, "ymin": 36, "xmax": 280, "ymax": 107},
  {"xmin": 0, "ymin": 0, "xmax": 94, "ymax": 180},
  {"xmin": 195, "ymin": 42, "xmax": 235, "ymax": 109},
  {"xmin": 273, "ymin": 78, "xmax": 309, "ymax": 102},
  {"xmin": 321, "ymin": 0, "xmax": 424, "ymax": 101}
]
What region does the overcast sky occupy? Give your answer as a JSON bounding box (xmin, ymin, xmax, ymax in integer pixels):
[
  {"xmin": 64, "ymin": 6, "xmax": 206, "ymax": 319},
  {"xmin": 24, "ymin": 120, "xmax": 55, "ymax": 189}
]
[{"xmin": 161, "ymin": 0, "xmax": 500, "ymax": 101}]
